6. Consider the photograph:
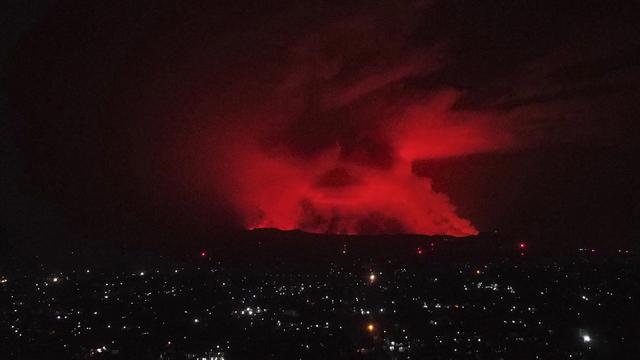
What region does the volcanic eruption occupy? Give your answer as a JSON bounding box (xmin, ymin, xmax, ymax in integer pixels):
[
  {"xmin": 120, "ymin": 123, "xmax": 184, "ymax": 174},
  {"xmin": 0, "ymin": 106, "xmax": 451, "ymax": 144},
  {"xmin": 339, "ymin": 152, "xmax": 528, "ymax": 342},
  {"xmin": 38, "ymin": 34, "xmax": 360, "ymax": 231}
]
[{"xmin": 171, "ymin": 3, "xmax": 518, "ymax": 237}]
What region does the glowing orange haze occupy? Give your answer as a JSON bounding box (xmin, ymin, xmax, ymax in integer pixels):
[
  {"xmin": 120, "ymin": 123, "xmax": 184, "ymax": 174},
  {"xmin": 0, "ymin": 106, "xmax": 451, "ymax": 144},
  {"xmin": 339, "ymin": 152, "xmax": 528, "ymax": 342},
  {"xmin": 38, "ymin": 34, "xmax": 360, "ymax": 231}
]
[{"xmin": 212, "ymin": 91, "xmax": 512, "ymax": 236}]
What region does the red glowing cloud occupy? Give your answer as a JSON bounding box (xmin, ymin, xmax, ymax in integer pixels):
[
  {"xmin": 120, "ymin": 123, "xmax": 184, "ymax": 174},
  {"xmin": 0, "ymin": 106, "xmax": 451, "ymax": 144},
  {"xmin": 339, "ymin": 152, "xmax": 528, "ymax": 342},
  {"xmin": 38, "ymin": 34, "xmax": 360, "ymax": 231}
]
[
  {"xmin": 207, "ymin": 88, "xmax": 512, "ymax": 236},
  {"xmin": 391, "ymin": 91, "xmax": 514, "ymax": 161}
]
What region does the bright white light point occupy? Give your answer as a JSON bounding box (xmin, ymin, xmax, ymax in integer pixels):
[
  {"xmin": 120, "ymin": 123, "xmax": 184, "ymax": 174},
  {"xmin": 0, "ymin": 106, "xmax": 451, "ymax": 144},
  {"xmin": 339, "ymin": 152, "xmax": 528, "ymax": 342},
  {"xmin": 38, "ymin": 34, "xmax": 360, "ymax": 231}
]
[
  {"xmin": 52, "ymin": 277, "xmax": 59, "ymax": 282},
  {"xmin": 583, "ymin": 335, "xmax": 591, "ymax": 343},
  {"xmin": 194, "ymin": 318, "xmax": 200, "ymax": 323},
  {"xmin": 369, "ymin": 274, "xmax": 376, "ymax": 282},
  {"xmin": 139, "ymin": 272, "xmax": 145, "ymax": 276}
]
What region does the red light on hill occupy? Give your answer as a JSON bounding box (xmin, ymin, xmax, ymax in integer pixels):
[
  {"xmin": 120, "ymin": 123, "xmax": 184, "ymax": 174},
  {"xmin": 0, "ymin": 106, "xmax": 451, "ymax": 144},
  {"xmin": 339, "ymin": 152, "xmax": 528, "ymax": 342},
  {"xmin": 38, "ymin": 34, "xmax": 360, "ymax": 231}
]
[
  {"xmin": 200, "ymin": 251, "xmax": 207, "ymax": 257},
  {"xmin": 416, "ymin": 247, "xmax": 423, "ymax": 255},
  {"xmin": 519, "ymin": 242, "xmax": 526, "ymax": 249}
]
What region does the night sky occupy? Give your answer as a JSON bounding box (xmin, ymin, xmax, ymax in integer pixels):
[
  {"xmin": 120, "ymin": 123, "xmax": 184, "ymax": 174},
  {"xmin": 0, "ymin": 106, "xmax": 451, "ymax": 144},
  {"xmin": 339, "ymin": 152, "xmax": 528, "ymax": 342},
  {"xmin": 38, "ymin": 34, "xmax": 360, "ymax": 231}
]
[{"xmin": 3, "ymin": 0, "xmax": 640, "ymax": 253}]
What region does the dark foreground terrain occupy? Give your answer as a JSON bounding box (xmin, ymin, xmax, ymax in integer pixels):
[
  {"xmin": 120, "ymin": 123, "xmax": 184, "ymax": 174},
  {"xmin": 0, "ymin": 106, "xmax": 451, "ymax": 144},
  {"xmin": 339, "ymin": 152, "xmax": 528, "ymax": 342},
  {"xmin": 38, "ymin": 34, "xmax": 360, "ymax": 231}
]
[{"xmin": 1, "ymin": 231, "xmax": 638, "ymax": 359}]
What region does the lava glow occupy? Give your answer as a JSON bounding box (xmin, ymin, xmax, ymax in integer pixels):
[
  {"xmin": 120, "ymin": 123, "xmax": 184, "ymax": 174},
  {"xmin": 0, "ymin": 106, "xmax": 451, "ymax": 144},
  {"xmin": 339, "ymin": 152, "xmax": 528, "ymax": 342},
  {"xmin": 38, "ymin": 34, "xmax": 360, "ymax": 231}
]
[{"xmin": 210, "ymin": 91, "xmax": 511, "ymax": 237}]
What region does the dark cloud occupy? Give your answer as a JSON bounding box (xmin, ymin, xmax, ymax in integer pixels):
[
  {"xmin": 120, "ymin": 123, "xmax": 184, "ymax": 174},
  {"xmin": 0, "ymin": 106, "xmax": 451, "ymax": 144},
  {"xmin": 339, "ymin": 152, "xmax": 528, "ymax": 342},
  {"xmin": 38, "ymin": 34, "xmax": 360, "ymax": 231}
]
[{"xmin": 315, "ymin": 167, "xmax": 361, "ymax": 189}]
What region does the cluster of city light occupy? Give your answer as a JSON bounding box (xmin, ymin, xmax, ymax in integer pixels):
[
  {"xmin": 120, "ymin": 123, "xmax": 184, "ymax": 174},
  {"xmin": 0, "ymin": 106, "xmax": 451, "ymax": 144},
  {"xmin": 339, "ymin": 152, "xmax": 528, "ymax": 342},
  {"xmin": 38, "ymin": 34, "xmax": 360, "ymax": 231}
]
[
  {"xmin": 5, "ymin": 254, "xmax": 633, "ymax": 359},
  {"xmin": 238, "ymin": 306, "xmax": 266, "ymax": 316}
]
